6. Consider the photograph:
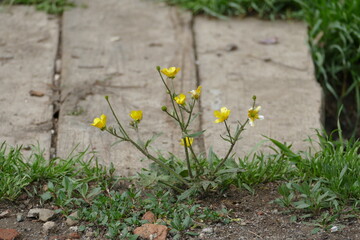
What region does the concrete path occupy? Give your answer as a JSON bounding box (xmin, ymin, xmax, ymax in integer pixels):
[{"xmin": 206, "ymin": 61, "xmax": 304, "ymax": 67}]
[{"xmin": 0, "ymin": 0, "xmax": 322, "ymax": 175}]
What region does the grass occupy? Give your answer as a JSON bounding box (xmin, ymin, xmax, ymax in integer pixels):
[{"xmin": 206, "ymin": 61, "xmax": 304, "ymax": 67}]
[
  {"xmin": 269, "ymin": 131, "xmax": 360, "ymax": 229},
  {"xmin": 1, "ymin": 131, "xmax": 359, "ymax": 238},
  {"xmin": 1, "ymin": 0, "xmax": 75, "ymax": 14},
  {"xmin": 299, "ymin": 0, "xmax": 360, "ymax": 138},
  {"xmin": 160, "ymin": 0, "xmax": 303, "ymax": 19}
]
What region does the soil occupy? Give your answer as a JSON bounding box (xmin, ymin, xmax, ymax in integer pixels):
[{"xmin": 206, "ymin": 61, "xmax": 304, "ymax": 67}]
[{"xmin": 0, "ymin": 182, "xmax": 359, "ymax": 240}]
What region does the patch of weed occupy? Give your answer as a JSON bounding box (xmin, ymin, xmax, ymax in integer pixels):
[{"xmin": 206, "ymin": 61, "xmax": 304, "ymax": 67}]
[{"xmin": 2, "ymin": 0, "xmax": 75, "ymax": 14}]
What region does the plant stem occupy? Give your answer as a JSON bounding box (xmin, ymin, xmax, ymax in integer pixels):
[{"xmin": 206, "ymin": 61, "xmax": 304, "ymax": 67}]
[
  {"xmin": 185, "ymin": 99, "xmax": 196, "ymax": 129},
  {"xmin": 213, "ymin": 119, "xmax": 249, "ymax": 174},
  {"xmin": 157, "ymin": 70, "xmax": 182, "ymax": 128},
  {"xmin": 127, "ymin": 138, "xmax": 190, "ymax": 186},
  {"xmin": 105, "ymin": 98, "xmax": 129, "ymax": 139},
  {"xmin": 183, "ymin": 141, "xmax": 193, "ymax": 179}
]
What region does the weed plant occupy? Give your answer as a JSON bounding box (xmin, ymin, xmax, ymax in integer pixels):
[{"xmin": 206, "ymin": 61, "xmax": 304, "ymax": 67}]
[
  {"xmin": 270, "ymin": 131, "xmax": 360, "ymax": 228},
  {"xmin": 0, "ymin": 142, "xmax": 114, "ymax": 201},
  {"xmin": 298, "ymin": 0, "xmax": 360, "ymax": 138},
  {"xmin": 160, "ymin": 0, "xmax": 303, "ymax": 19},
  {"xmin": 2, "ymin": 0, "xmax": 75, "ymax": 14},
  {"xmin": 92, "ymin": 66, "xmax": 265, "ymax": 199}
]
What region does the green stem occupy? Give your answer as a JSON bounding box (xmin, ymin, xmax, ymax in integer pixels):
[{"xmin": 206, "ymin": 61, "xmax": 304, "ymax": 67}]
[
  {"xmin": 158, "ymin": 180, "xmax": 184, "ymax": 193},
  {"xmin": 105, "ymin": 98, "xmax": 129, "ymax": 139},
  {"xmin": 185, "ymin": 99, "xmax": 196, "ymax": 129},
  {"xmin": 213, "ymin": 119, "xmax": 249, "ymax": 174},
  {"xmin": 189, "ymin": 146, "xmax": 202, "ymax": 174},
  {"xmin": 224, "ymin": 120, "xmax": 233, "ymax": 144},
  {"xmin": 157, "ymin": 69, "xmax": 182, "ymax": 127},
  {"xmin": 128, "ymin": 138, "xmax": 190, "ymax": 186},
  {"xmin": 183, "ymin": 139, "xmax": 193, "ymax": 179},
  {"xmin": 107, "ymin": 128, "xmax": 189, "ymax": 186}
]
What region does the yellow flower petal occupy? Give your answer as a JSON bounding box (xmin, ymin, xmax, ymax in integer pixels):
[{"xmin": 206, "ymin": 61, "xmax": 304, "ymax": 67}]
[
  {"xmin": 189, "ymin": 86, "xmax": 202, "ymax": 99},
  {"xmin": 130, "ymin": 110, "xmax": 143, "ymax": 121},
  {"xmin": 91, "ymin": 114, "xmax": 107, "ymax": 130},
  {"xmin": 180, "ymin": 137, "xmax": 194, "ymax": 147},
  {"xmin": 174, "ymin": 93, "xmax": 186, "ymax": 105},
  {"xmin": 214, "ymin": 107, "xmax": 230, "ymax": 123},
  {"xmin": 161, "ymin": 67, "xmax": 181, "ymax": 78}
]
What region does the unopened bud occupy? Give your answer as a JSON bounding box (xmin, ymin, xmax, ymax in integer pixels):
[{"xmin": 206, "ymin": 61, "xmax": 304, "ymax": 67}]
[
  {"xmin": 252, "ymin": 95, "xmax": 257, "ymax": 101},
  {"xmin": 156, "ymin": 66, "xmax": 161, "ymax": 71},
  {"xmin": 105, "ymin": 96, "xmax": 109, "ymax": 100},
  {"xmin": 161, "ymin": 106, "xmax": 167, "ymax": 111}
]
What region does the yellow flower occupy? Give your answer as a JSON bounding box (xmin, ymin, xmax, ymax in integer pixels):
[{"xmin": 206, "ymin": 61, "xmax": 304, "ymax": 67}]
[
  {"xmin": 180, "ymin": 137, "xmax": 194, "ymax": 147},
  {"xmin": 174, "ymin": 93, "xmax": 186, "ymax": 105},
  {"xmin": 161, "ymin": 67, "xmax": 180, "ymax": 78},
  {"xmin": 214, "ymin": 107, "xmax": 231, "ymax": 123},
  {"xmin": 130, "ymin": 110, "xmax": 143, "ymax": 122},
  {"xmin": 248, "ymin": 106, "xmax": 264, "ymax": 127},
  {"xmin": 189, "ymin": 86, "xmax": 202, "ymax": 99},
  {"xmin": 91, "ymin": 114, "xmax": 107, "ymax": 130}
]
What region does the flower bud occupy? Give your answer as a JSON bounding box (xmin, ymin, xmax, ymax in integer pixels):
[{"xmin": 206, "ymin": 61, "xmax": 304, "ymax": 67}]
[
  {"xmin": 252, "ymin": 95, "xmax": 257, "ymax": 101},
  {"xmin": 105, "ymin": 96, "xmax": 109, "ymax": 100},
  {"xmin": 156, "ymin": 66, "xmax": 161, "ymax": 71},
  {"xmin": 161, "ymin": 106, "xmax": 167, "ymax": 111}
]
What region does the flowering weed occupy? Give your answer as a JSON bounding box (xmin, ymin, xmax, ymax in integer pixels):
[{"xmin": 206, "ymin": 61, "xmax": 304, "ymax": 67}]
[{"xmin": 92, "ymin": 66, "xmax": 264, "ymax": 198}]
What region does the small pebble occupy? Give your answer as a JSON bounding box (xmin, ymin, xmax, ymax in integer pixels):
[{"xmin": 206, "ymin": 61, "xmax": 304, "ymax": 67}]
[
  {"xmin": 69, "ymin": 226, "xmax": 78, "ymax": 232},
  {"xmin": 201, "ymin": 227, "xmax": 213, "ymax": 234},
  {"xmin": 43, "ymin": 221, "xmax": 56, "ymax": 233},
  {"xmin": 17, "ymin": 213, "xmax": 25, "ymax": 222}
]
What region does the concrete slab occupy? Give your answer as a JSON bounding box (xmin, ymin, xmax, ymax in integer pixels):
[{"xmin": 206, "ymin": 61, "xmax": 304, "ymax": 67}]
[
  {"xmin": 57, "ymin": 0, "xmax": 197, "ymax": 175},
  {"xmin": 194, "ymin": 17, "xmax": 323, "ymax": 157},
  {"xmin": 0, "ymin": 7, "xmax": 58, "ymax": 157}
]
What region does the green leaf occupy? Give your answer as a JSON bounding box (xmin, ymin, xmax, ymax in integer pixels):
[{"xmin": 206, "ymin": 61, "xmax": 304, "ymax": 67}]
[
  {"xmin": 40, "ymin": 191, "xmax": 52, "ymax": 201},
  {"xmin": 184, "ymin": 130, "xmax": 206, "ymax": 138},
  {"xmin": 183, "ymin": 215, "xmax": 192, "ymax": 228},
  {"xmin": 294, "ymin": 202, "xmax": 311, "ymax": 209},
  {"xmin": 266, "ymin": 137, "xmax": 301, "ymax": 161},
  {"xmin": 185, "ymin": 231, "xmax": 199, "ymax": 236},
  {"xmin": 87, "ymin": 187, "xmax": 102, "ymax": 199},
  {"xmin": 311, "ymin": 227, "xmax": 321, "ymax": 234}
]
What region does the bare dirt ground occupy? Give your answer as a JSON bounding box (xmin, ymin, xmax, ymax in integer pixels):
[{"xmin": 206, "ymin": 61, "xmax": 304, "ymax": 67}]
[{"xmin": 1, "ymin": 182, "xmax": 359, "ymax": 240}]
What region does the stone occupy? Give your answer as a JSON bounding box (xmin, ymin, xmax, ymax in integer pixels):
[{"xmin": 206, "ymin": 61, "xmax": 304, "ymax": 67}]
[
  {"xmin": 43, "ymin": 221, "xmax": 56, "ymax": 234},
  {"xmin": 0, "ymin": 228, "xmax": 20, "ymax": 240},
  {"xmin": 16, "ymin": 213, "xmax": 24, "ymax": 222},
  {"xmin": 49, "ymin": 232, "xmax": 80, "ymax": 240},
  {"xmin": 142, "ymin": 211, "xmax": 156, "ymax": 224},
  {"xmin": 66, "ymin": 211, "xmax": 79, "ymax": 226},
  {"xmin": 27, "ymin": 208, "xmax": 55, "ymax": 222},
  {"xmin": 201, "ymin": 227, "xmax": 214, "ymax": 233},
  {"xmin": 69, "ymin": 226, "xmax": 78, "ymax": 232},
  {"xmin": 133, "ymin": 224, "xmax": 168, "ymax": 240},
  {"xmin": 0, "ymin": 210, "xmax": 10, "ymax": 218}
]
